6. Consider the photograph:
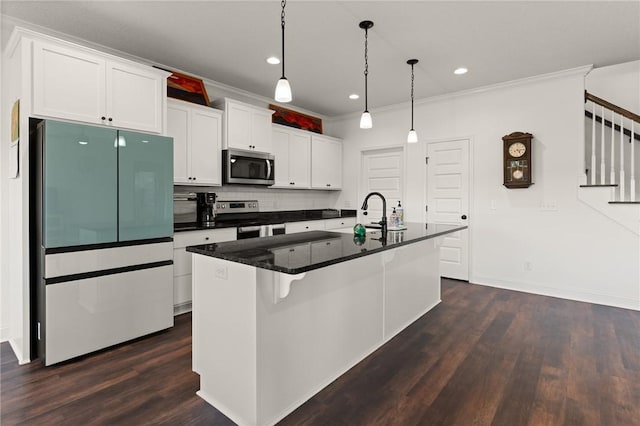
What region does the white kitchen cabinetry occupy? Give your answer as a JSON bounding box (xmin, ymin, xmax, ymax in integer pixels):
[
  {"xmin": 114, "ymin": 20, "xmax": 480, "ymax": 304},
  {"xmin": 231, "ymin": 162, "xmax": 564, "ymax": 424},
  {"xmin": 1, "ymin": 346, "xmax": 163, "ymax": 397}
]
[
  {"xmin": 285, "ymin": 217, "xmax": 355, "ymax": 234},
  {"xmin": 311, "ymin": 135, "xmax": 343, "ymax": 190},
  {"xmin": 167, "ymin": 99, "xmax": 223, "ymax": 185},
  {"xmin": 271, "ymin": 124, "xmax": 311, "ymax": 189},
  {"xmin": 32, "ymin": 40, "xmax": 166, "ymax": 133},
  {"xmin": 285, "ymin": 220, "xmax": 326, "ymax": 234},
  {"xmin": 172, "ymin": 228, "xmax": 236, "ymax": 313},
  {"xmin": 215, "ymin": 98, "xmax": 274, "ymax": 152},
  {"xmin": 324, "ymin": 217, "xmax": 356, "ymax": 230}
]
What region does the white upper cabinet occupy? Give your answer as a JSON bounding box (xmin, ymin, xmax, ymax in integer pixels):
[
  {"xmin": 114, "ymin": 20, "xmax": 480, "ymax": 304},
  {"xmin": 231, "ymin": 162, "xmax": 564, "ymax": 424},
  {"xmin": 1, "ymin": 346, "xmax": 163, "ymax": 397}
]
[
  {"xmin": 32, "ymin": 40, "xmax": 166, "ymax": 133},
  {"xmin": 216, "ymin": 98, "xmax": 274, "ymax": 153},
  {"xmin": 311, "ymin": 134, "xmax": 343, "ymax": 190},
  {"xmin": 167, "ymin": 99, "xmax": 223, "ymax": 186},
  {"xmin": 271, "ymin": 124, "xmax": 311, "ymax": 189}
]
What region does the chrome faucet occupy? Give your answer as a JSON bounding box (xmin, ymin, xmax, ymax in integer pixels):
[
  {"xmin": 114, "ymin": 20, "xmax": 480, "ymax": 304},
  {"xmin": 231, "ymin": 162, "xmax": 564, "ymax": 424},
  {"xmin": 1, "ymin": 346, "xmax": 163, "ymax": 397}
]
[{"xmin": 361, "ymin": 192, "xmax": 387, "ymax": 237}]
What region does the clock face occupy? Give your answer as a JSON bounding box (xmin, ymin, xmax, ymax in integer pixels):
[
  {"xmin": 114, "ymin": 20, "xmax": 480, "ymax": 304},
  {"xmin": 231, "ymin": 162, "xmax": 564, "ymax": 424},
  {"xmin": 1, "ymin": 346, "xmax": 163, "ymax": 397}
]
[{"xmin": 508, "ymin": 142, "xmax": 526, "ymax": 158}]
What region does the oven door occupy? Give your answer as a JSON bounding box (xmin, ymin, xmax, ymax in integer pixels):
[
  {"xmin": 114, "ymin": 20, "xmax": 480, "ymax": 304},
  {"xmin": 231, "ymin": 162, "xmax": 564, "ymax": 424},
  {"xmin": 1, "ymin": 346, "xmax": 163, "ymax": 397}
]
[
  {"xmin": 224, "ymin": 150, "xmax": 275, "ymax": 185},
  {"xmin": 237, "ymin": 225, "xmax": 262, "ymax": 240}
]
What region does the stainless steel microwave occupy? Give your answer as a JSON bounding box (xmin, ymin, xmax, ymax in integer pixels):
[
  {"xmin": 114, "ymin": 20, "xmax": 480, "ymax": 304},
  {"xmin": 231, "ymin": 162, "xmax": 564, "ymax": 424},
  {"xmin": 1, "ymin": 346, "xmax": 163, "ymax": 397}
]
[{"xmin": 223, "ymin": 149, "xmax": 275, "ymax": 185}]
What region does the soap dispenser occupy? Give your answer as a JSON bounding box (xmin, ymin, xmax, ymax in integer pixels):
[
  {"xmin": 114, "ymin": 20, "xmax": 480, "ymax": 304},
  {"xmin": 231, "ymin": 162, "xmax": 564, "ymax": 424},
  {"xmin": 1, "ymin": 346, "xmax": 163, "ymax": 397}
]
[
  {"xmin": 396, "ymin": 201, "xmax": 404, "ymax": 225},
  {"xmin": 390, "ymin": 208, "xmax": 399, "ymax": 228}
]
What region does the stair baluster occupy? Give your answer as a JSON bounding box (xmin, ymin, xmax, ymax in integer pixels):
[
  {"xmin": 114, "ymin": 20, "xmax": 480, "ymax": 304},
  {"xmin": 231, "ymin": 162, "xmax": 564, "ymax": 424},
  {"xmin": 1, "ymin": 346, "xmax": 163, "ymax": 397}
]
[
  {"xmin": 619, "ymin": 115, "xmax": 625, "ymax": 201},
  {"xmin": 631, "ymin": 121, "xmax": 636, "ymax": 202},
  {"xmin": 591, "ymin": 102, "xmax": 596, "ymax": 185},
  {"xmin": 600, "ymin": 105, "xmax": 606, "ymax": 184},
  {"xmin": 610, "ymin": 109, "xmax": 615, "ymax": 185}
]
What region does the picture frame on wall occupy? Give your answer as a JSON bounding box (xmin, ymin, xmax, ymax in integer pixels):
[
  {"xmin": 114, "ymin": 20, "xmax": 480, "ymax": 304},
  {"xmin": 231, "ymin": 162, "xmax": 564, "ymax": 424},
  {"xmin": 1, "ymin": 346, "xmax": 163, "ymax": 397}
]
[
  {"xmin": 155, "ymin": 67, "xmax": 210, "ymax": 106},
  {"xmin": 269, "ymin": 104, "xmax": 323, "ymax": 134}
]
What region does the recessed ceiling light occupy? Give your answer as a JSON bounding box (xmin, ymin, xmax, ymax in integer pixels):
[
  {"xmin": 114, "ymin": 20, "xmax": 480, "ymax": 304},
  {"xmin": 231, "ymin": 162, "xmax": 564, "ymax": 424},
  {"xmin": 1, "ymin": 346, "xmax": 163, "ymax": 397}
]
[
  {"xmin": 266, "ymin": 56, "xmax": 281, "ymax": 65},
  {"xmin": 349, "ymin": 94, "xmax": 360, "ymax": 100},
  {"xmin": 454, "ymin": 67, "xmax": 468, "ymax": 75}
]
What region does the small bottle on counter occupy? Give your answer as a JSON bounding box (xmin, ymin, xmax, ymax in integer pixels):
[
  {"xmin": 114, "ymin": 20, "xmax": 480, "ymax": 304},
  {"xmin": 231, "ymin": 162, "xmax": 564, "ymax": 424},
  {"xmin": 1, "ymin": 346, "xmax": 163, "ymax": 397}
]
[
  {"xmin": 396, "ymin": 201, "xmax": 404, "ymax": 225},
  {"xmin": 390, "ymin": 208, "xmax": 399, "ymax": 228}
]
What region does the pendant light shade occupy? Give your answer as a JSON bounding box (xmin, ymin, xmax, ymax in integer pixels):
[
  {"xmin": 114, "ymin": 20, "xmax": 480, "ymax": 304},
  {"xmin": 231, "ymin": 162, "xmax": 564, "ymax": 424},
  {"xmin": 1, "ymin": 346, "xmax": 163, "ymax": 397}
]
[
  {"xmin": 407, "ymin": 59, "xmax": 419, "ymax": 143},
  {"xmin": 359, "ymin": 20, "xmax": 374, "ymax": 129},
  {"xmin": 360, "ymin": 111, "xmax": 373, "ymax": 129},
  {"xmin": 274, "ymin": 0, "xmax": 292, "ymax": 103},
  {"xmin": 275, "ymin": 78, "xmax": 292, "ymax": 103}
]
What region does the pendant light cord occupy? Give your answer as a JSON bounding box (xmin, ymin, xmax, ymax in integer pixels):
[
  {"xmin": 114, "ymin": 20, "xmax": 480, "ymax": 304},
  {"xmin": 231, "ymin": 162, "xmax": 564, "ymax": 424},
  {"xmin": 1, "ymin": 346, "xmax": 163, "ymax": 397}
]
[
  {"xmin": 281, "ymin": 0, "xmax": 286, "ymax": 79},
  {"xmin": 364, "ymin": 26, "xmax": 369, "ymax": 111},
  {"xmin": 410, "ymin": 62, "xmax": 415, "ymax": 129}
]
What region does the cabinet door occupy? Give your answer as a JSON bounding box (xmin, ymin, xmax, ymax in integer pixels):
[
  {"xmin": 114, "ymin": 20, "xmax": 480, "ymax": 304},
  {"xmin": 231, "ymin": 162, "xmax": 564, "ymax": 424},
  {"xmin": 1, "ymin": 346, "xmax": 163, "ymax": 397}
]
[
  {"xmin": 167, "ymin": 102, "xmax": 190, "ymax": 184},
  {"xmin": 271, "ymin": 127, "xmax": 291, "ymax": 187},
  {"xmin": 226, "ymin": 101, "xmax": 252, "ymax": 150},
  {"xmin": 288, "ymin": 132, "xmax": 311, "ymax": 188},
  {"xmin": 106, "ymin": 60, "xmax": 164, "ymax": 133},
  {"xmin": 190, "ymin": 109, "xmax": 222, "ymax": 186},
  {"xmin": 251, "ymin": 110, "xmax": 274, "ymax": 153},
  {"xmin": 311, "ymin": 136, "xmax": 342, "ymax": 190},
  {"xmin": 118, "ymin": 130, "xmax": 173, "ymax": 241},
  {"xmin": 43, "ymin": 121, "xmax": 117, "ymax": 248},
  {"xmin": 33, "ymin": 41, "xmax": 106, "ymax": 125}
]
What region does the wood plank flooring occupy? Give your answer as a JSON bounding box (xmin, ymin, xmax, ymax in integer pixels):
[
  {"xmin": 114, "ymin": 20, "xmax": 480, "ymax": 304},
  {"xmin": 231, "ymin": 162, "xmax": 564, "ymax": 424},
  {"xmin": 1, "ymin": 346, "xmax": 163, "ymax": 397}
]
[{"xmin": 2, "ymin": 279, "xmax": 639, "ymax": 425}]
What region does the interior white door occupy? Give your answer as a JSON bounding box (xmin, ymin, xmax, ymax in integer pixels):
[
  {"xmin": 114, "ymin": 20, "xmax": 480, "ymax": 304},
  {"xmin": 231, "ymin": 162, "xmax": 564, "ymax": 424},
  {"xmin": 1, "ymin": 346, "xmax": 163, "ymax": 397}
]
[
  {"xmin": 360, "ymin": 148, "xmax": 404, "ymax": 224},
  {"xmin": 426, "ymin": 139, "xmax": 470, "ymax": 281}
]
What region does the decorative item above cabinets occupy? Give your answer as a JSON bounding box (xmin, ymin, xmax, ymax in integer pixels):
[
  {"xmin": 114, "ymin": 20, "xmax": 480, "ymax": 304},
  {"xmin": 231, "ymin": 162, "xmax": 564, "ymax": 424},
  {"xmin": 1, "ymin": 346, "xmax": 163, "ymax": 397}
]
[
  {"xmin": 167, "ymin": 98, "xmax": 223, "ymax": 186},
  {"xmin": 212, "ymin": 98, "xmax": 275, "ymax": 153},
  {"xmin": 31, "ymin": 39, "xmax": 169, "ymax": 134},
  {"xmin": 502, "ymin": 132, "xmax": 533, "ymax": 188}
]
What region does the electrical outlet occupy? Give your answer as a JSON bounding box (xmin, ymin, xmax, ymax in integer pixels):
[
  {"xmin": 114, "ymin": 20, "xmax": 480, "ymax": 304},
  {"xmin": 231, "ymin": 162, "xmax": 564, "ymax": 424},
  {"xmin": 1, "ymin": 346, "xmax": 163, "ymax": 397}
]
[
  {"xmin": 540, "ymin": 201, "xmax": 558, "ymax": 211},
  {"xmin": 490, "ymin": 200, "xmax": 497, "ymax": 210},
  {"xmin": 215, "ymin": 265, "xmax": 228, "ymax": 280}
]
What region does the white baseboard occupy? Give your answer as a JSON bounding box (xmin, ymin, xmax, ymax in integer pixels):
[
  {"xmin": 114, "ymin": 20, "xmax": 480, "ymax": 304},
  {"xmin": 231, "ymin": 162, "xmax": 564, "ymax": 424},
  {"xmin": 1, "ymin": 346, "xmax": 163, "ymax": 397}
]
[
  {"xmin": 471, "ymin": 275, "xmax": 640, "ymax": 311},
  {"xmin": 173, "ymin": 302, "xmax": 192, "ymax": 316},
  {"xmin": 9, "ymin": 338, "xmax": 31, "ymax": 365},
  {"xmin": 0, "ymin": 325, "xmax": 9, "ymax": 343}
]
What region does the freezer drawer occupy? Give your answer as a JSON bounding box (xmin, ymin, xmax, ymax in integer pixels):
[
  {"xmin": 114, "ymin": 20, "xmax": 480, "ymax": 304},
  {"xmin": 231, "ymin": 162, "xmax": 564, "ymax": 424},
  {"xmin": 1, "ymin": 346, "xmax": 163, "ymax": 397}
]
[{"xmin": 43, "ymin": 265, "xmax": 173, "ymax": 365}]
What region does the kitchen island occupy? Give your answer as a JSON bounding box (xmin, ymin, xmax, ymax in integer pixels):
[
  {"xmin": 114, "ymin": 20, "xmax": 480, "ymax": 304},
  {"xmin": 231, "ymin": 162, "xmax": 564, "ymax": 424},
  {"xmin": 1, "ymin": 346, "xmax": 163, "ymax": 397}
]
[{"xmin": 187, "ymin": 222, "xmax": 466, "ymax": 426}]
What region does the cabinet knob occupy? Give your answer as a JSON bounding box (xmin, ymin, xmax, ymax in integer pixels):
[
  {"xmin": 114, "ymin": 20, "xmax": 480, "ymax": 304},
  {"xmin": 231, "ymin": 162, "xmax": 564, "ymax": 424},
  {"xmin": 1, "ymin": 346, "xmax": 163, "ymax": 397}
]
[
  {"xmin": 205, "ymin": 237, "xmax": 209, "ymax": 240},
  {"xmin": 326, "ymin": 183, "xmax": 331, "ymax": 187},
  {"xmin": 101, "ymin": 116, "xmax": 106, "ymax": 120},
  {"xmin": 108, "ymin": 117, "xmax": 113, "ymax": 122},
  {"xmin": 193, "ymin": 177, "xmax": 196, "ymax": 181},
  {"xmin": 461, "ymin": 215, "xmax": 467, "ymax": 220},
  {"xmin": 305, "ymin": 226, "xmax": 309, "ymax": 229}
]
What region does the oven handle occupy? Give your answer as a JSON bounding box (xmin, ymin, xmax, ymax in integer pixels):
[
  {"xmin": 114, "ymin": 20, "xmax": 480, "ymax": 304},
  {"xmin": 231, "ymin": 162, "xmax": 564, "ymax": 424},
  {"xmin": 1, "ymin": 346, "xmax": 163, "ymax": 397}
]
[{"xmin": 238, "ymin": 226, "xmax": 261, "ymax": 233}]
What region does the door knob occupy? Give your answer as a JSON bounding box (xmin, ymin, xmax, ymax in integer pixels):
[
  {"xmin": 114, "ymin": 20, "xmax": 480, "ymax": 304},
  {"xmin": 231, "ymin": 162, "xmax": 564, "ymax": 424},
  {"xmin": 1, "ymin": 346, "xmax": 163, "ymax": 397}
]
[{"xmin": 461, "ymin": 215, "xmax": 467, "ymax": 220}]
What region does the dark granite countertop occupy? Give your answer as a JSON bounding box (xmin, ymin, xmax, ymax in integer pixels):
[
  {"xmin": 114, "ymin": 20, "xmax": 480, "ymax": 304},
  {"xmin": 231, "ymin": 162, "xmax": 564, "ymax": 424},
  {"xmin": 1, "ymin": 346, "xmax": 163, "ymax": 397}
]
[
  {"xmin": 186, "ymin": 222, "xmax": 467, "ymax": 274},
  {"xmin": 175, "ymin": 209, "xmax": 356, "ymax": 233}
]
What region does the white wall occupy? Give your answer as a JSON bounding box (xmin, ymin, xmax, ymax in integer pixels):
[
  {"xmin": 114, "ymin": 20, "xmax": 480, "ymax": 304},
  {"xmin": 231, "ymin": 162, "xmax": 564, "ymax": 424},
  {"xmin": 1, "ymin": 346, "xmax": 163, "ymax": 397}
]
[
  {"xmin": 586, "ymin": 60, "xmax": 640, "ymax": 113},
  {"xmin": 327, "ymin": 68, "xmax": 640, "ymax": 310}
]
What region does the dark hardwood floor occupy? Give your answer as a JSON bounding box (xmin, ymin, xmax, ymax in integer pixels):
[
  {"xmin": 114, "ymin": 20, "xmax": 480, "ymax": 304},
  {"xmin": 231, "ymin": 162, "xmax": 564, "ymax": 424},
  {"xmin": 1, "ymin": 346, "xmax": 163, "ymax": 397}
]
[{"xmin": 2, "ymin": 279, "xmax": 639, "ymax": 425}]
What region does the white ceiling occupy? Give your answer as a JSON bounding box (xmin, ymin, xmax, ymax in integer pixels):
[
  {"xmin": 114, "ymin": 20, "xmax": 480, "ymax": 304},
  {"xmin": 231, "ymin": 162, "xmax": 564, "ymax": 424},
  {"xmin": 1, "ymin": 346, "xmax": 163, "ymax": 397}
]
[{"xmin": 2, "ymin": 1, "xmax": 639, "ymax": 117}]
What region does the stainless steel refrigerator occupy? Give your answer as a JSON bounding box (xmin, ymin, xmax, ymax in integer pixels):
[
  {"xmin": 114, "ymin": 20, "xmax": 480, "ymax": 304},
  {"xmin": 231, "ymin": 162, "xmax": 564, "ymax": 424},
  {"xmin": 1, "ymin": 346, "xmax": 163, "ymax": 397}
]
[{"xmin": 30, "ymin": 119, "xmax": 174, "ymax": 365}]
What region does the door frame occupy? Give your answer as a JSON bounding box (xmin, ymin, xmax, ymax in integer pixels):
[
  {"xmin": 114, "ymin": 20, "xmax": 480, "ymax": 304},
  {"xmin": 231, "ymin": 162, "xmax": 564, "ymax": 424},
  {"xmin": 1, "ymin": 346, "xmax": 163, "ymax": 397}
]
[
  {"xmin": 359, "ymin": 144, "xmax": 407, "ymax": 221},
  {"xmin": 423, "ymin": 135, "xmax": 475, "ymax": 281}
]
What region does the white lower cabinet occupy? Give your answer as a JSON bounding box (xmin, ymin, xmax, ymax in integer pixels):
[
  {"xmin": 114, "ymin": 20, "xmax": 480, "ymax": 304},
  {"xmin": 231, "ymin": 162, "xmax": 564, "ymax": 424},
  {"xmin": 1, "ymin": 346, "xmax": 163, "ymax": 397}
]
[
  {"xmin": 172, "ymin": 228, "xmax": 236, "ymax": 312},
  {"xmin": 324, "ymin": 217, "xmax": 356, "ymax": 230},
  {"xmin": 285, "ymin": 220, "xmax": 326, "ymax": 234}
]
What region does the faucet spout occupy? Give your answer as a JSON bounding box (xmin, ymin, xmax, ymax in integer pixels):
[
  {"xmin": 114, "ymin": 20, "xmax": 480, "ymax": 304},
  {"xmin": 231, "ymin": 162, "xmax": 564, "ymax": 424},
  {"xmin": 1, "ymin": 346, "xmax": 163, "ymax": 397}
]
[{"xmin": 361, "ymin": 192, "xmax": 387, "ymax": 237}]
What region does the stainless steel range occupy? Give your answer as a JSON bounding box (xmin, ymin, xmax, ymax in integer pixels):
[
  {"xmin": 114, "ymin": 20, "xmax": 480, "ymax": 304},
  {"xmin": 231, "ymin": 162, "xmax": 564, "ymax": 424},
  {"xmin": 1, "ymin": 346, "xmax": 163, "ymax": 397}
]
[{"xmin": 215, "ymin": 200, "xmax": 286, "ymax": 239}]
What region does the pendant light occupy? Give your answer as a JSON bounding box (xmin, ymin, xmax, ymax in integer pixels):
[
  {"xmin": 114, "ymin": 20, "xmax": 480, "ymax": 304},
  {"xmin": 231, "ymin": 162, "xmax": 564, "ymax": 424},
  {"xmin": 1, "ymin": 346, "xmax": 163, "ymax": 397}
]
[
  {"xmin": 274, "ymin": 0, "xmax": 292, "ymax": 102},
  {"xmin": 359, "ymin": 20, "xmax": 374, "ymax": 129},
  {"xmin": 407, "ymin": 59, "xmax": 419, "ymax": 143}
]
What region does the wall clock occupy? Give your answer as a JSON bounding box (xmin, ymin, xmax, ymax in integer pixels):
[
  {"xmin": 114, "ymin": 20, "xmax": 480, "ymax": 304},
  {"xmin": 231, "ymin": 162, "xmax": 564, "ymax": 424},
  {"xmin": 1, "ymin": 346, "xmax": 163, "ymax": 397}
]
[{"xmin": 502, "ymin": 132, "xmax": 533, "ymax": 188}]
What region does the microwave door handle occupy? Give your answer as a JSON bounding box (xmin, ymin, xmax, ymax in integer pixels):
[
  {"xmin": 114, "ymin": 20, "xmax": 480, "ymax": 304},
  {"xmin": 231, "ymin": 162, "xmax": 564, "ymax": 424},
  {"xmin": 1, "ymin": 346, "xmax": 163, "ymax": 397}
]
[{"xmin": 266, "ymin": 159, "xmax": 272, "ymax": 179}]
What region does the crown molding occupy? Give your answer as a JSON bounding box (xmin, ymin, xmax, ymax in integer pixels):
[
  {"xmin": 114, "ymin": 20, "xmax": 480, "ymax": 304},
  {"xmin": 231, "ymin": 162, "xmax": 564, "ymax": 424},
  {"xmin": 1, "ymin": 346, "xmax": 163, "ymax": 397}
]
[{"xmin": 329, "ymin": 64, "xmax": 594, "ymax": 123}]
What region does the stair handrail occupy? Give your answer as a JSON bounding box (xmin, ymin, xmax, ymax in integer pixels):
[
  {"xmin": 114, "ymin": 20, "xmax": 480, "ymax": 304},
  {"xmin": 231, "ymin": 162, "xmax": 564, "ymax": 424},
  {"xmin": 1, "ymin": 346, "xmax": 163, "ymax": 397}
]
[{"xmin": 585, "ymin": 91, "xmax": 640, "ymax": 123}]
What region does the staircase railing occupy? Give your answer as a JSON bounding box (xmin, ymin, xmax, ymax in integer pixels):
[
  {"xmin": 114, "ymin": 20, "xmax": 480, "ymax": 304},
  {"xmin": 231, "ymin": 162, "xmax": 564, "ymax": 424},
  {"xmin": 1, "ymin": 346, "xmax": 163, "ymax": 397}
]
[{"xmin": 584, "ymin": 91, "xmax": 640, "ymax": 202}]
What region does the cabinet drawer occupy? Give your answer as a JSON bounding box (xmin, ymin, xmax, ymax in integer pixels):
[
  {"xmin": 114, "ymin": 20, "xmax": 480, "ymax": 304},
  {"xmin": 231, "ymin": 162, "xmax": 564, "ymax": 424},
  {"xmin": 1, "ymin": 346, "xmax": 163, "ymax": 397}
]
[
  {"xmin": 173, "ymin": 228, "xmax": 236, "ymax": 249},
  {"xmin": 325, "ymin": 217, "xmax": 356, "ymax": 230},
  {"xmin": 285, "ymin": 220, "xmax": 325, "ymax": 234}
]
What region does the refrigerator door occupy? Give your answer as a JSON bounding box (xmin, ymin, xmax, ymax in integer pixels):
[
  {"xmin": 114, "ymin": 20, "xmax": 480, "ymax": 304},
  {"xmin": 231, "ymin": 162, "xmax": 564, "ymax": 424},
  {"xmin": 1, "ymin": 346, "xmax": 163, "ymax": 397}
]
[
  {"xmin": 117, "ymin": 130, "xmax": 173, "ymax": 241},
  {"xmin": 43, "ymin": 121, "xmax": 118, "ymax": 248}
]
